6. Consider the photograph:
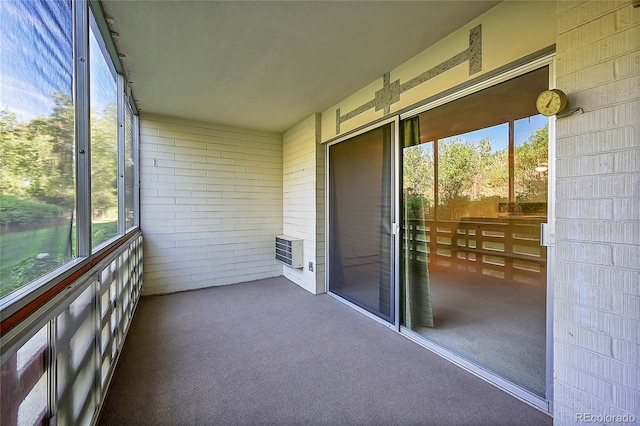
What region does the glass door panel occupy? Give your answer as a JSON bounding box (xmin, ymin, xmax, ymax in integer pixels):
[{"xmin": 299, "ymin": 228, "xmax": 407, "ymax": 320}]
[
  {"xmin": 328, "ymin": 123, "xmax": 394, "ymax": 322},
  {"xmin": 401, "ymin": 67, "xmax": 549, "ymax": 397}
]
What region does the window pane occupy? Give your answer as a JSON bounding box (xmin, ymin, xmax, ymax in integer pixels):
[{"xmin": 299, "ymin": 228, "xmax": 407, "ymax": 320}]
[
  {"xmin": 437, "ymin": 124, "xmax": 509, "ymax": 221},
  {"xmin": 403, "ymin": 142, "xmax": 434, "ymax": 221},
  {"xmin": 0, "ymin": 0, "xmax": 76, "ymax": 298},
  {"xmin": 124, "ymin": 102, "xmax": 135, "ymax": 231},
  {"xmin": 90, "ymin": 17, "xmax": 118, "ymax": 248},
  {"xmin": 514, "ymin": 115, "xmax": 548, "ymax": 217},
  {"xmin": 401, "ymin": 67, "xmax": 549, "ymax": 396}
]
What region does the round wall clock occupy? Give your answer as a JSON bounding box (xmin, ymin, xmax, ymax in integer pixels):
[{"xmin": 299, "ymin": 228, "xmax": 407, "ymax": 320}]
[{"xmin": 536, "ymin": 89, "xmax": 568, "ymax": 116}]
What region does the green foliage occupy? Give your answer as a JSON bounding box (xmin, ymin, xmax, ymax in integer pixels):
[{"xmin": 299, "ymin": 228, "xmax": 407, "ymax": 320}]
[
  {"xmin": 93, "ymin": 221, "xmax": 118, "ymax": 247},
  {"xmin": 0, "ymin": 225, "xmax": 73, "ymax": 289},
  {"xmin": 403, "ymin": 123, "xmax": 548, "ymax": 221},
  {"xmin": 0, "ymin": 92, "xmax": 120, "ymax": 297},
  {"xmin": 0, "ymin": 95, "xmax": 77, "ymax": 209},
  {"xmin": 0, "ymin": 195, "xmax": 63, "ymax": 229},
  {"xmin": 404, "ymin": 196, "xmax": 425, "ymax": 219},
  {"xmin": 1, "ymin": 93, "xmax": 119, "ymax": 214},
  {"xmin": 403, "ymin": 145, "xmax": 434, "ymax": 219},
  {"xmin": 8, "ymin": 253, "xmax": 63, "ymax": 293},
  {"xmin": 515, "ymin": 125, "xmax": 549, "ymax": 203},
  {"xmin": 0, "ymin": 221, "xmax": 118, "ymax": 297},
  {"xmin": 438, "ymin": 137, "xmax": 483, "ymax": 206},
  {"xmin": 91, "ymin": 103, "xmax": 119, "ymax": 211}
]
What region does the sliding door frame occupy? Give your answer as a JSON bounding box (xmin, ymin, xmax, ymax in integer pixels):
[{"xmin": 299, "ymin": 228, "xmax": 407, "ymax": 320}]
[
  {"xmin": 398, "ymin": 52, "xmax": 556, "ymax": 413},
  {"xmin": 323, "ymin": 53, "xmax": 555, "ymax": 414},
  {"xmin": 324, "ymin": 116, "xmax": 400, "ymax": 330}
]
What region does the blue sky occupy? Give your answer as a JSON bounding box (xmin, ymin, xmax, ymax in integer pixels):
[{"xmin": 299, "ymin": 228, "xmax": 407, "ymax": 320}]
[
  {"xmin": 514, "ymin": 115, "xmax": 548, "ymax": 146},
  {"xmin": 0, "ymin": 0, "xmax": 73, "ymax": 121},
  {"xmin": 1, "ymin": 0, "xmax": 115, "ymax": 123},
  {"xmin": 441, "ymin": 114, "xmax": 548, "ymax": 152},
  {"xmin": 89, "ymin": 16, "xmax": 117, "ymax": 115}
]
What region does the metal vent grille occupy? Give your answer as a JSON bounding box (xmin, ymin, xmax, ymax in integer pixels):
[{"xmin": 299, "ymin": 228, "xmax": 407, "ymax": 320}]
[{"xmin": 275, "ymin": 236, "xmax": 303, "ymax": 268}]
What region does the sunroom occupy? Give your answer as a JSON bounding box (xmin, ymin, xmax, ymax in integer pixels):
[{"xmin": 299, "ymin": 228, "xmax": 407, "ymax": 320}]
[{"xmin": 1, "ymin": 1, "xmax": 638, "ymax": 425}]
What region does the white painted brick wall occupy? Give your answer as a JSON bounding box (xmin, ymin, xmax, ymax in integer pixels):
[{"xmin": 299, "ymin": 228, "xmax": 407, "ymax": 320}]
[
  {"xmin": 140, "ymin": 115, "xmax": 283, "ymax": 294},
  {"xmin": 282, "ymin": 114, "xmax": 326, "ymax": 294},
  {"xmin": 554, "ymin": 1, "xmax": 639, "ymax": 424}
]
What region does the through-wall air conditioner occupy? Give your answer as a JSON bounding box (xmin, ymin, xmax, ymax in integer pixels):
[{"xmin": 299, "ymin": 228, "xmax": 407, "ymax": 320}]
[{"xmin": 275, "ymin": 236, "xmax": 303, "ymax": 269}]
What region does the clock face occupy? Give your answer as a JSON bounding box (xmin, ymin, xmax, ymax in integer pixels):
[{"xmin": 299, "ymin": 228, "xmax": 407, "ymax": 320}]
[{"xmin": 536, "ymin": 89, "xmax": 568, "ymax": 116}]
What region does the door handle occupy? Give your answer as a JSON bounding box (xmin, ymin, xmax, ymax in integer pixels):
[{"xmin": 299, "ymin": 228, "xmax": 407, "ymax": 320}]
[{"xmin": 540, "ymin": 223, "xmax": 553, "ymax": 247}]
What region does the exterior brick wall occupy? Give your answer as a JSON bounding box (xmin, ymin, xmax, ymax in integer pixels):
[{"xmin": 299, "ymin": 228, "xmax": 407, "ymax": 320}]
[
  {"xmin": 282, "ymin": 114, "xmax": 326, "ymax": 294},
  {"xmin": 554, "ymin": 1, "xmax": 639, "ymax": 423},
  {"xmin": 139, "ymin": 115, "xmax": 283, "ymax": 294}
]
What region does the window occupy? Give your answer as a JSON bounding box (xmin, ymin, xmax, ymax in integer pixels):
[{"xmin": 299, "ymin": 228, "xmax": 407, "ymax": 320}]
[
  {"xmin": 0, "ymin": 0, "xmax": 76, "ymax": 297},
  {"xmin": 401, "ymin": 66, "xmax": 550, "ymax": 395},
  {"xmin": 0, "ymin": 1, "xmax": 139, "ymax": 302},
  {"xmin": 124, "ymin": 101, "xmax": 136, "ymax": 231},
  {"xmin": 403, "ymin": 67, "xmax": 549, "ymax": 222},
  {"xmin": 90, "ymin": 14, "xmax": 119, "ymax": 249}
]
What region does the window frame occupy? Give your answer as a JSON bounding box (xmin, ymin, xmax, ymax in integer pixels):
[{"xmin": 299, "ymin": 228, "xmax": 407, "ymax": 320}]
[
  {"xmin": 398, "ymin": 52, "xmax": 557, "ymax": 410},
  {"xmin": 0, "ymin": 0, "xmax": 140, "ymax": 329},
  {"xmin": 399, "ymin": 55, "xmax": 554, "ymax": 227}
]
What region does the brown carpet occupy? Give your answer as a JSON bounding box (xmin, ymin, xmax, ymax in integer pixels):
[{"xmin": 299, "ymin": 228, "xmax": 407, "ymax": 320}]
[
  {"xmin": 414, "ymin": 263, "xmax": 547, "ymax": 396},
  {"xmin": 98, "ymin": 276, "xmax": 552, "ymax": 426}
]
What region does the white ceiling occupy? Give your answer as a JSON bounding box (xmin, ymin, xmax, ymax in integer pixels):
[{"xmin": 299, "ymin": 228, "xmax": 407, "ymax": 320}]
[{"xmin": 101, "ymin": 0, "xmax": 500, "ymax": 134}]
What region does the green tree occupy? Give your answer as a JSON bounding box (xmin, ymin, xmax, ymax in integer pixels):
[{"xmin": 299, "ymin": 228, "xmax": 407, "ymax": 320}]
[
  {"xmin": 437, "ymin": 136, "xmax": 509, "ymax": 220},
  {"xmin": 0, "ymin": 93, "xmax": 76, "ymax": 209},
  {"xmin": 403, "ymin": 144, "xmax": 434, "ymax": 218},
  {"xmin": 0, "ymin": 109, "xmax": 60, "ymax": 203},
  {"xmin": 515, "ymin": 124, "xmax": 548, "ymax": 203},
  {"xmin": 480, "ymin": 147, "xmax": 509, "ymax": 199},
  {"xmin": 1, "ymin": 92, "xmax": 119, "ymax": 222},
  {"xmin": 437, "ymin": 137, "xmax": 478, "ymax": 219},
  {"xmin": 90, "ymin": 103, "xmax": 118, "ymax": 216},
  {"xmin": 41, "ymin": 93, "xmax": 76, "ymax": 209}
]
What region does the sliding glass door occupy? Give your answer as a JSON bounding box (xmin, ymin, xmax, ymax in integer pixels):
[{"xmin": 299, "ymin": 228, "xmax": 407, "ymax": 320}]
[
  {"xmin": 328, "ymin": 121, "xmax": 396, "ymax": 323},
  {"xmin": 400, "ymin": 67, "xmax": 550, "ymax": 397},
  {"xmin": 326, "ymin": 65, "xmax": 552, "ymax": 407}
]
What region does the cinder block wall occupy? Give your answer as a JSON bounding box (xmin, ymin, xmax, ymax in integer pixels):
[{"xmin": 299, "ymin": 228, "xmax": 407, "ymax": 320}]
[
  {"xmin": 282, "ymin": 114, "xmax": 326, "ymax": 294},
  {"xmin": 139, "ymin": 115, "xmax": 283, "ymax": 295},
  {"xmin": 554, "ymin": 1, "xmax": 639, "ymax": 422}
]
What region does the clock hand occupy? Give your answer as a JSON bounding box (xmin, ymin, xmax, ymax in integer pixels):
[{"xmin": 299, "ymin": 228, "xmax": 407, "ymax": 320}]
[{"xmin": 545, "ymin": 97, "xmax": 553, "ymax": 108}]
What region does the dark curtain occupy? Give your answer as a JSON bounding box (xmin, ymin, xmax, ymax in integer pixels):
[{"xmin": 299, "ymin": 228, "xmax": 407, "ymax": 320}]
[
  {"xmin": 328, "ymin": 147, "xmax": 345, "ymax": 291},
  {"xmin": 378, "ymin": 125, "xmax": 392, "ymax": 318},
  {"xmin": 403, "ymin": 116, "xmax": 421, "ymax": 148},
  {"xmin": 402, "ymin": 117, "xmax": 434, "ymax": 328}
]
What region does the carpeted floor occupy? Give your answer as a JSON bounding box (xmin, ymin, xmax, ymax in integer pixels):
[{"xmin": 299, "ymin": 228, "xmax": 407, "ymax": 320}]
[
  {"xmin": 98, "ymin": 276, "xmax": 552, "ymax": 426},
  {"xmin": 325, "ymin": 260, "xmax": 547, "ymax": 395},
  {"xmin": 415, "ymin": 263, "xmax": 547, "ymax": 396}
]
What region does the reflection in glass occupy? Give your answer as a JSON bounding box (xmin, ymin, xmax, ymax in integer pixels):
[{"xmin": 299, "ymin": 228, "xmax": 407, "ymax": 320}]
[
  {"xmin": 515, "ymin": 115, "xmax": 548, "ymax": 217},
  {"xmin": 403, "ymin": 142, "xmax": 434, "ymax": 221},
  {"xmin": 90, "ymin": 16, "xmax": 119, "ymax": 248},
  {"xmin": 0, "ymin": 0, "xmax": 76, "ymax": 297},
  {"xmin": 437, "ymin": 124, "xmax": 508, "ymax": 221},
  {"xmin": 401, "ymin": 67, "xmax": 549, "ymax": 397}
]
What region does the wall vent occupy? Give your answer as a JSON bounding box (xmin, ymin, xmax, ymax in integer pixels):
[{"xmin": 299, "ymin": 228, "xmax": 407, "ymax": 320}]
[{"xmin": 275, "ymin": 236, "xmax": 303, "ymax": 268}]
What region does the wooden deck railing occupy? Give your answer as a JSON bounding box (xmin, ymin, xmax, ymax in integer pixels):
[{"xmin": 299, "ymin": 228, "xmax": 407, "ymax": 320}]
[{"xmin": 404, "ymin": 217, "xmax": 546, "ymax": 285}]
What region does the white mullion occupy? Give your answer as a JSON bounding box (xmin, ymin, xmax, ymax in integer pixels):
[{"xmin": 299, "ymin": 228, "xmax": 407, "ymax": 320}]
[
  {"xmin": 75, "ymin": 0, "xmax": 91, "ymax": 257},
  {"xmin": 117, "ymin": 74, "xmax": 126, "ymax": 236},
  {"xmin": 133, "ymin": 114, "xmax": 140, "ymax": 228}
]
